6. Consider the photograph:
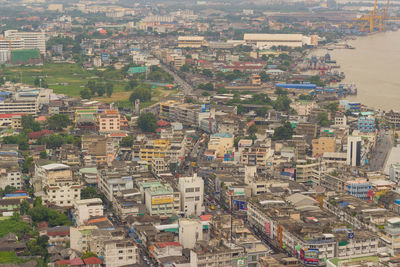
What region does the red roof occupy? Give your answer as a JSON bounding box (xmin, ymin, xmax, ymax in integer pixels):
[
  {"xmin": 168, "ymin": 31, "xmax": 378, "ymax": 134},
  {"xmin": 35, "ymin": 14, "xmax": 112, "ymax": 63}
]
[
  {"xmin": 83, "ymin": 257, "xmax": 103, "ymax": 264},
  {"xmin": 0, "ymin": 113, "xmax": 25, "ymax": 119},
  {"xmin": 157, "ymin": 241, "xmax": 181, "ymax": 248},
  {"xmin": 57, "ymin": 260, "xmax": 70, "ymax": 266},
  {"xmin": 47, "ymin": 230, "xmax": 69, "ymax": 237},
  {"xmin": 28, "ymin": 129, "xmax": 52, "ymax": 139},
  {"xmin": 69, "ymin": 258, "xmax": 84, "ymax": 266},
  {"xmin": 157, "ymin": 120, "xmax": 170, "ymax": 127},
  {"xmin": 200, "ymin": 214, "xmax": 212, "ymax": 221}
]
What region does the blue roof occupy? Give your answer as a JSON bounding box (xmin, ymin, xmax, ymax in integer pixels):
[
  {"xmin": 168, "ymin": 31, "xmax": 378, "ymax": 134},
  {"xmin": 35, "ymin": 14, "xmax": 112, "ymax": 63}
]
[
  {"xmin": 211, "ymin": 133, "xmax": 233, "ymax": 138},
  {"xmin": 276, "ymin": 83, "xmax": 317, "ymax": 89}
]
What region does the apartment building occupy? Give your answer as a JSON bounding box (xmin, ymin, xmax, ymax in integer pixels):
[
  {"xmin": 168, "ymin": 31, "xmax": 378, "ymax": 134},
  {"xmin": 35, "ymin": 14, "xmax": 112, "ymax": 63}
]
[
  {"xmin": 345, "ymin": 178, "xmax": 371, "ymax": 200},
  {"xmin": 98, "ymin": 110, "xmax": 121, "ymax": 133},
  {"xmin": 239, "ymin": 142, "xmax": 272, "ymax": 166},
  {"xmin": 189, "ymin": 241, "xmax": 247, "ymax": 267},
  {"xmin": 89, "ymin": 230, "xmax": 137, "ymax": 267},
  {"xmin": 0, "ymin": 113, "xmax": 24, "ymax": 129},
  {"xmin": 290, "ymin": 100, "xmax": 317, "ymax": 116},
  {"xmin": 312, "ymin": 137, "xmax": 336, "ymax": 157},
  {"xmin": 178, "ymin": 174, "xmax": 205, "ymax": 216},
  {"xmin": 357, "ymin": 115, "xmax": 375, "ymax": 132},
  {"xmin": 0, "ymin": 165, "xmax": 22, "ymax": 190},
  {"xmin": 145, "ymin": 183, "xmax": 177, "ymax": 217},
  {"xmin": 98, "ymin": 170, "xmax": 134, "ymax": 201},
  {"xmin": 102, "ymin": 239, "xmax": 137, "ymax": 266},
  {"xmin": 139, "ymin": 139, "xmax": 169, "ymax": 164},
  {"xmin": 33, "ymin": 162, "xmax": 82, "ymax": 208},
  {"xmin": 73, "ymin": 198, "xmax": 104, "ymax": 225},
  {"xmin": 4, "ymin": 30, "xmax": 46, "ymax": 54},
  {"xmin": 70, "ymin": 225, "xmax": 98, "ymax": 252},
  {"xmin": 40, "ymin": 226, "xmax": 70, "ymax": 246},
  {"xmin": 208, "ymin": 133, "xmax": 234, "ymax": 158}
]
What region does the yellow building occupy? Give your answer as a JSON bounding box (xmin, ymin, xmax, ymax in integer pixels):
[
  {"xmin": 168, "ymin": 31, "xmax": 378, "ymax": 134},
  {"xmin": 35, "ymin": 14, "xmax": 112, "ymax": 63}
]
[
  {"xmin": 312, "ymin": 137, "xmax": 335, "ymax": 157},
  {"xmin": 140, "ymin": 139, "xmax": 170, "ymax": 164},
  {"xmin": 208, "ymin": 133, "xmax": 234, "ymax": 157}
]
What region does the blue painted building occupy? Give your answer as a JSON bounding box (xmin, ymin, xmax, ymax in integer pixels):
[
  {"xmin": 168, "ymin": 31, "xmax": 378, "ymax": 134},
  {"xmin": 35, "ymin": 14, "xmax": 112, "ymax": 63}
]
[
  {"xmin": 346, "ymin": 179, "xmax": 371, "ymax": 200},
  {"xmin": 357, "ymin": 116, "xmax": 375, "ymax": 132}
]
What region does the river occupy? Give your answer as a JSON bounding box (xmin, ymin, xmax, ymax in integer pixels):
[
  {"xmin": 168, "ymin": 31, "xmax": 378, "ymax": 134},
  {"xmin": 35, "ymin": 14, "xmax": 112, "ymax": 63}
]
[{"xmin": 313, "ymin": 30, "xmax": 400, "ymax": 111}]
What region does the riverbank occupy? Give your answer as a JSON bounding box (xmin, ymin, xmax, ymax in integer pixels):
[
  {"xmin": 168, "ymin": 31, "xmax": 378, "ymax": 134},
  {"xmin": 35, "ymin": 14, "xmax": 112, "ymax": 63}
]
[{"xmin": 309, "ymin": 30, "xmax": 400, "ymax": 111}]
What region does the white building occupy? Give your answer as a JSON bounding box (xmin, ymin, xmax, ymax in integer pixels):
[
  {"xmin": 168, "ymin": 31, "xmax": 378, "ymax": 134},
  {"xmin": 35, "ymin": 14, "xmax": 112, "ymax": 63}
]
[
  {"xmin": 244, "ymin": 33, "xmax": 304, "ymax": 48},
  {"xmin": 0, "ymin": 166, "xmax": 22, "ymax": 190},
  {"xmin": 347, "ymin": 136, "xmax": 362, "ymax": 167},
  {"xmin": 178, "ymin": 174, "xmax": 205, "ymax": 216},
  {"xmin": 178, "ymin": 218, "xmax": 203, "ymax": 249},
  {"xmin": 4, "ymin": 30, "xmax": 46, "ymax": 54},
  {"xmin": 73, "ymin": 198, "xmax": 103, "ymax": 225},
  {"xmin": 34, "ymin": 163, "xmax": 82, "ymax": 208},
  {"xmin": 102, "ymin": 239, "xmax": 137, "ymax": 266}
]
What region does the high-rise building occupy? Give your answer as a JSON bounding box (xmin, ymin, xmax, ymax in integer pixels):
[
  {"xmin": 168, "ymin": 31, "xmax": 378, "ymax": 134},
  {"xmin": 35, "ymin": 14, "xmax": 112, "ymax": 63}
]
[
  {"xmin": 4, "ymin": 30, "xmax": 46, "ymax": 54},
  {"xmin": 347, "ymin": 136, "xmax": 362, "ymax": 167},
  {"xmin": 178, "ymin": 174, "xmax": 205, "ymax": 216}
]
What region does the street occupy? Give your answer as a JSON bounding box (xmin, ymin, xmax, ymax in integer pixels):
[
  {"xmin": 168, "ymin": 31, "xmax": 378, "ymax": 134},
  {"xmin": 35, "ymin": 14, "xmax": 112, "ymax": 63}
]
[
  {"xmin": 158, "ymin": 63, "xmax": 195, "ymax": 96},
  {"xmin": 369, "ymin": 130, "xmax": 393, "ymax": 171}
]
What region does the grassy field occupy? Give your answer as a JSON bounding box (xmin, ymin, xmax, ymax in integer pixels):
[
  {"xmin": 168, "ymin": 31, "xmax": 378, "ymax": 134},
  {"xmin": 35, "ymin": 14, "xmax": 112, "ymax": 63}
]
[{"xmin": 2, "ymin": 62, "xmax": 179, "ymax": 106}]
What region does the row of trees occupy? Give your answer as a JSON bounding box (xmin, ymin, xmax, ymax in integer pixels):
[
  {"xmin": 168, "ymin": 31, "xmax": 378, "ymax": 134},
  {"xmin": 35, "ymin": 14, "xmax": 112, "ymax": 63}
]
[
  {"xmin": 21, "ymin": 114, "xmax": 71, "ymax": 132},
  {"xmin": 80, "ymin": 81, "xmax": 114, "ymax": 99}
]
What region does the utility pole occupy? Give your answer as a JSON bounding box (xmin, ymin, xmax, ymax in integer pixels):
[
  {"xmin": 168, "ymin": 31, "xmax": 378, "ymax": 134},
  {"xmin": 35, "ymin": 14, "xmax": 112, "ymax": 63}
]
[{"xmin": 230, "ymin": 191, "xmax": 233, "ymax": 244}]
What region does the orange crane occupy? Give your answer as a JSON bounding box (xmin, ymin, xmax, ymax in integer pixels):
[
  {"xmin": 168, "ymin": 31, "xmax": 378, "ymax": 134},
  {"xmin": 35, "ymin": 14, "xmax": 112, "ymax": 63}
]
[
  {"xmin": 354, "ymin": 0, "xmax": 400, "ymax": 33},
  {"xmin": 353, "ymin": 0, "xmax": 379, "ymax": 33}
]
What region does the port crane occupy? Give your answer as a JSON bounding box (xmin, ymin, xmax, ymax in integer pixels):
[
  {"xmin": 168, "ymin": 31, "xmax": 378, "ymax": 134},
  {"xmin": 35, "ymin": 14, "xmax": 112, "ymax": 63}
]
[{"xmin": 354, "ymin": 0, "xmax": 400, "ymax": 33}]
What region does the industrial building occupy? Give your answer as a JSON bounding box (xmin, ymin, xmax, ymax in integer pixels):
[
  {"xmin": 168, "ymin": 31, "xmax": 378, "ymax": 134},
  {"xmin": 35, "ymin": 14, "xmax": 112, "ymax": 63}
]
[
  {"xmin": 244, "ymin": 33, "xmax": 304, "ymax": 48},
  {"xmin": 177, "ymin": 36, "xmax": 206, "ymax": 48}
]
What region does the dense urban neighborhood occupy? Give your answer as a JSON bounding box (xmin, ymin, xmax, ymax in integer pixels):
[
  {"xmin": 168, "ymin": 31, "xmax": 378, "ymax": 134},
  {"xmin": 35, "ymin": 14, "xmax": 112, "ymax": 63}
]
[{"xmin": 0, "ymin": 0, "xmax": 400, "ymax": 266}]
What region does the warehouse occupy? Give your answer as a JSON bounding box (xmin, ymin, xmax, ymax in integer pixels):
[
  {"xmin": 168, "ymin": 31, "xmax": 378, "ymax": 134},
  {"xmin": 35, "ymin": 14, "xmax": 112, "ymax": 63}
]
[{"xmin": 244, "ymin": 33, "xmax": 304, "ymax": 48}]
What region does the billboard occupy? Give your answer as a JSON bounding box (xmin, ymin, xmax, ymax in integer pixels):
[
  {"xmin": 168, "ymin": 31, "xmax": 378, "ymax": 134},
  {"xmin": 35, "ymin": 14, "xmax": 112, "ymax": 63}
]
[
  {"xmin": 304, "ymin": 249, "xmax": 319, "ymax": 265},
  {"xmin": 151, "ymin": 195, "xmax": 173, "ymax": 205},
  {"xmin": 201, "ymin": 104, "xmax": 210, "ymax": 113},
  {"xmin": 102, "ymin": 52, "xmax": 109, "ymax": 61},
  {"xmin": 229, "ymin": 187, "xmax": 245, "ymax": 196}
]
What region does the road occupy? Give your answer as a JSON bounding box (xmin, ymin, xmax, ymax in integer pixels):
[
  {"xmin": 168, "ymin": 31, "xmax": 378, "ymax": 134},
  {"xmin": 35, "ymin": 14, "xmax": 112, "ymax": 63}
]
[
  {"xmin": 369, "ymin": 130, "xmax": 393, "ymax": 171},
  {"xmin": 158, "ymin": 63, "xmax": 194, "ymax": 96}
]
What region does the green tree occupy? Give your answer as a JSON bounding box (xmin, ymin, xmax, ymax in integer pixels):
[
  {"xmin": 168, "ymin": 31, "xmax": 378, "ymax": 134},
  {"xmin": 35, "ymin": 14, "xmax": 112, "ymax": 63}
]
[
  {"xmin": 259, "ymin": 71, "xmax": 270, "ymax": 82},
  {"xmin": 22, "ymin": 157, "xmax": 34, "ymax": 173},
  {"xmin": 82, "ymin": 251, "xmax": 98, "ymax": 259},
  {"xmin": 106, "ymin": 82, "xmax": 114, "ymax": 97},
  {"xmin": 47, "ymin": 114, "xmax": 71, "ymax": 130},
  {"xmin": 272, "ymin": 122, "xmax": 294, "ymax": 141},
  {"xmin": 248, "ymin": 124, "xmax": 258, "ymax": 135},
  {"xmin": 298, "ymin": 94, "xmax": 313, "ymax": 100},
  {"xmin": 120, "ymin": 136, "xmax": 133, "ymax": 147},
  {"xmin": 255, "ymin": 106, "xmax": 268, "ymax": 117},
  {"xmin": 137, "ymin": 113, "xmax": 157, "ymax": 132},
  {"xmin": 80, "ymin": 88, "xmax": 92, "ymax": 99},
  {"xmin": 128, "ymin": 79, "xmax": 138, "ymax": 90},
  {"xmin": 129, "ymin": 87, "xmax": 151, "ymax": 103},
  {"xmin": 202, "ymin": 69, "xmax": 213, "ymax": 78},
  {"xmin": 325, "ymin": 102, "xmax": 339, "ymax": 113},
  {"xmin": 317, "ymin": 112, "xmax": 331, "ymax": 126},
  {"xmin": 39, "ymin": 151, "xmax": 47, "ymax": 159},
  {"xmin": 97, "ymin": 84, "xmax": 105, "ymax": 96},
  {"xmin": 20, "ymin": 200, "xmax": 30, "ymax": 215},
  {"xmin": 274, "ymin": 95, "xmax": 291, "ymax": 111},
  {"xmin": 180, "ymin": 64, "xmax": 190, "ymax": 72},
  {"xmin": 21, "ymin": 115, "xmax": 41, "ymax": 132}
]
